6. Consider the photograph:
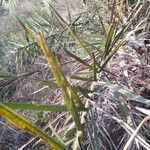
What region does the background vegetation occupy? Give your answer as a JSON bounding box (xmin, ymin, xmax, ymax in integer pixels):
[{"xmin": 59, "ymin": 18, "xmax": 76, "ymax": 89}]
[{"xmin": 0, "ymin": 0, "xmax": 150, "ymax": 149}]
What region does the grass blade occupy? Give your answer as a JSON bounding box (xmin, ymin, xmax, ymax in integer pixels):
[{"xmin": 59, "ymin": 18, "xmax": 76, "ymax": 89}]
[
  {"xmin": 0, "ymin": 103, "xmax": 66, "ymax": 150},
  {"xmin": 1, "ymin": 102, "xmax": 68, "ymax": 112},
  {"xmin": 64, "ymin": 48, "xmax": 92, "ymax": 69},
  {"xmin": 104, "ymin": 23, "xmax": 115, "ymax": 58},
  {"xmin": 1, "ymin": 102, "xmax": 86, "ymax": 112},
  {"xmin": 35, "ymin": 32, "xmax": 84, "ymax": 131},
  {"xmin": 92, "ymin": 52, "xmax": 97, "ymax": 81}
]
